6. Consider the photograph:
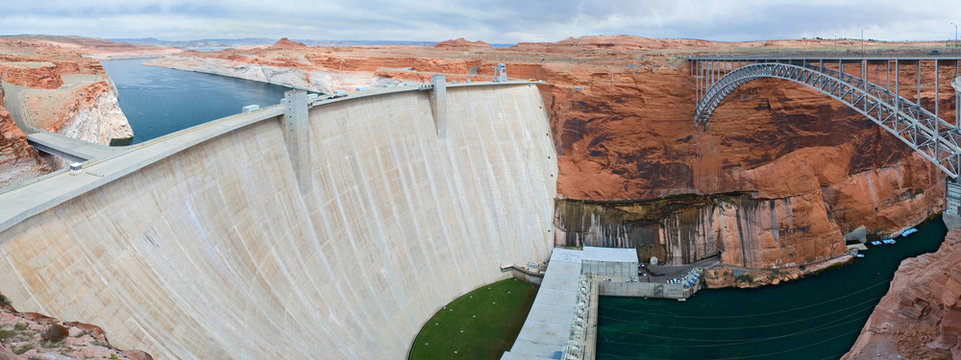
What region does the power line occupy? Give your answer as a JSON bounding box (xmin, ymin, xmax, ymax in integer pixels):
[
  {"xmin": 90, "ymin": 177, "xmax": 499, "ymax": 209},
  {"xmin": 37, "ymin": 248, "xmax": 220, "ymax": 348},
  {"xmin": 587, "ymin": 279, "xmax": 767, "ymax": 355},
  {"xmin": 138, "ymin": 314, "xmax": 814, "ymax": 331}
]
[
  {"xmin": 597, "ymin": 306, "xmax": 870, "ymax": 347},
  {"xmin": 600, "ymin": 279, "xmax": 890, "ymax": 319},
  {"xmin": 598, "ymin": 328, "xmax": 861, "ymax": 359},
  {"xmin": 599, "ymin": 295, "xmax": 880, "ymax": 330}
]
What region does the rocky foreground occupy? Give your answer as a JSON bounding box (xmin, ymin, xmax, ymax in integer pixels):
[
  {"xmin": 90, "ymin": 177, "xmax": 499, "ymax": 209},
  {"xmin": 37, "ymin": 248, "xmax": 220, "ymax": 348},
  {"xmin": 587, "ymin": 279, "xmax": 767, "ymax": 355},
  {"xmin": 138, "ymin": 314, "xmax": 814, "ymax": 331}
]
[
  {"xmin": 145, "ymin": 36, "xmax": 953, "ymax": 274},
  {"xmin": 0, "ymin": 294, "xmax": 150, "ymax": 359},
  {"xmin": 845, "ymin": 228, "xmax": 961, "ymax": 359}
]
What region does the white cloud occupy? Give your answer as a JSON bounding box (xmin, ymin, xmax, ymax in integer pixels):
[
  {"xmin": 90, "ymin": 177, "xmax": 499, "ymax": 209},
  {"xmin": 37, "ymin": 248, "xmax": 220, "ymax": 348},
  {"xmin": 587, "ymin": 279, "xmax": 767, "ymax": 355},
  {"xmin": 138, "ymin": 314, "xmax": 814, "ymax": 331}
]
[{"xmin": 0, "ymin": 0, "xmax": 960, "ymax": 43}]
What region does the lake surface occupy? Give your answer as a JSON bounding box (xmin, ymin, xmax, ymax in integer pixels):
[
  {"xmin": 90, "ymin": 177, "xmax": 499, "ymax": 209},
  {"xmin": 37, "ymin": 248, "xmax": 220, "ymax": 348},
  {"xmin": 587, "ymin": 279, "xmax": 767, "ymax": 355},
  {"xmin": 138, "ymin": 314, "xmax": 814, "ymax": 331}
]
[
  {"xmin": 101, "ymin": 58, "xmax": 291, "ymax": 144},
  {"xmin": 597, "ymin": 219, "xmax": 947, "ymax": 360}
]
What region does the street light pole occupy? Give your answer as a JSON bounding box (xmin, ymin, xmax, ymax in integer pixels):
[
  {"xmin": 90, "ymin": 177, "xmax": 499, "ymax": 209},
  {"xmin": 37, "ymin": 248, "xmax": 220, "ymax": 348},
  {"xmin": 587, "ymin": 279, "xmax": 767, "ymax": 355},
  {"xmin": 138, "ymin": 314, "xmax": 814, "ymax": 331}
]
[
  {"xmin": 861, "ymin": 28, "xmax": 868, "ymax": 55},
  {"xmin": 952, "ymin": 22, "xmax": 958, "ymax": 46}
]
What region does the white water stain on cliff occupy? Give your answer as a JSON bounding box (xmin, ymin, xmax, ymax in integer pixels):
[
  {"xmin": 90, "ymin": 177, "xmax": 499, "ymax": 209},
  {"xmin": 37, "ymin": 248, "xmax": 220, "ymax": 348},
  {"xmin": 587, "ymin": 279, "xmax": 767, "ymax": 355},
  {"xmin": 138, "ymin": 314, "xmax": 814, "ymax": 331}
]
[
  {"xmin": 143, "ymin": 56, "xmax": 379, "ymax": 94},
  {"xmin": 556, "ymin": 192, "xmax": 846, "ymax": 268},
  {"xmin": 59, "ymin": 76, "xmax": 134, "ymax": 145}
]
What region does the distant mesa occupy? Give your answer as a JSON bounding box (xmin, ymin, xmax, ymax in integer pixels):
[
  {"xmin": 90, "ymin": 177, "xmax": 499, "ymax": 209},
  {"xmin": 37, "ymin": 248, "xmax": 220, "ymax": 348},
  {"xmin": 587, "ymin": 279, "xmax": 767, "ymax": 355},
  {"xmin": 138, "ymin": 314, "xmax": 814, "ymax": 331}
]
[
  {"xmin": 271, "ymin": 37, "xmax": 307, "ymax": 49},
  {"xmin": 434, "ymin": 38, "xmax": 492, "ymax": 48},
  {"xmin": 546, "ymin": 35, "xmax": 714, "ymax": 50}
]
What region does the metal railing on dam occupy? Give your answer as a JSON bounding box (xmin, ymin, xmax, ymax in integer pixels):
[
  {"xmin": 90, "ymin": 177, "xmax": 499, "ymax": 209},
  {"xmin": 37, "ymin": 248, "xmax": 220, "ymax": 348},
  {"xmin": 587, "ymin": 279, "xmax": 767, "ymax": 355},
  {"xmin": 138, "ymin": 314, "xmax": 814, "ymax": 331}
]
[{"xmin": 0, "ymin": 79, "xmax": 557, "ymax": 359}]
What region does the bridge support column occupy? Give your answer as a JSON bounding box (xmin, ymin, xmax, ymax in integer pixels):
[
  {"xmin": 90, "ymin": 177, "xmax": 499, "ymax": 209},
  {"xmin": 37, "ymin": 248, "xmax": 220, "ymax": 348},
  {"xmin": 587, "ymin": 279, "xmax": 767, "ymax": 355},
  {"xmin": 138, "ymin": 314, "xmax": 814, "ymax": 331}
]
[
  {"xmin": 944, "ymin": 179, "xmax": 961, "ymax": 230},
  {"xmin": 283, "ymin": 90, "xmax": 312, "ymax": 195},
  {"xmin": 949, "ymin": 79, "xmax": 961, "ymax": 230},
  {"xmin": 428, "ymin": 75, "xmax": 448, "ymax": 139}
]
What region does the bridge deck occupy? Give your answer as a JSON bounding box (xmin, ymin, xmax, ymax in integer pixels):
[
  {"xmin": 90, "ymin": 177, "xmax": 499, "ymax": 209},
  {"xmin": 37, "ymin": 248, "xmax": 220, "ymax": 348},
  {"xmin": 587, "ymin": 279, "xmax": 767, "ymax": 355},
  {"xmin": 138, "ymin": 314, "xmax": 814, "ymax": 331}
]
[{"xmin": 690, "ymin": 55, "xmax": 961, "ymax": 61}]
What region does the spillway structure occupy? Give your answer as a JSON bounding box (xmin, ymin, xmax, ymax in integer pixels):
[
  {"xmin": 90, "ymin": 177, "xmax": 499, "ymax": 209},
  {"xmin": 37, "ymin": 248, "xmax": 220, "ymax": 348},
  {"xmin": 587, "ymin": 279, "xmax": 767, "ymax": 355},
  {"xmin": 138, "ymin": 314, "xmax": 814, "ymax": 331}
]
[{"xmin": 0, "ymin": 80, "xmax": 557, "ymax": 358}]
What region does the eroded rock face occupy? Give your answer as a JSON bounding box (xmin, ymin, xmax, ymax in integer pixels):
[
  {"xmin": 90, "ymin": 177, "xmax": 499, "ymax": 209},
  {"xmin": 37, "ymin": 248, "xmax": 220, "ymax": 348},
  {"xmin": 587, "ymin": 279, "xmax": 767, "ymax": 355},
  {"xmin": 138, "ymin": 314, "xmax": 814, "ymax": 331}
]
[
  {"xmin": 555, "ymin": 192, "xmax": 844, "ymax": 269},
  {"xmin": 54, "ymin": 79, "xmax": 134, "ymax": 145},
  {"xmin": 0, "ymin": 87, "xmax": 49, "ymax": 189},
  {"xmin": 844, "ymin": 229, "xmax": 961, "ymax": 359},
  {"xmin": 0, "ymin": 294, "xmax": 151, "ymax": 359}
]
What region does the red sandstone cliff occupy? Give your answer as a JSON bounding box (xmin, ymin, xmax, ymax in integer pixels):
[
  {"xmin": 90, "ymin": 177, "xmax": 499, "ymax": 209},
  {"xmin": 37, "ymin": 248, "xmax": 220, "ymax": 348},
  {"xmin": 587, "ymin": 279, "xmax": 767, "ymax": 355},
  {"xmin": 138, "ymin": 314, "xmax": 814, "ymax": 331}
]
[
  {"xmin": 0, "ymin": 92, "xmax": 48, "ymax": 188},
  {"xmin": 844, "ymin": 229, "xmax": 961, "ymax": 359}
]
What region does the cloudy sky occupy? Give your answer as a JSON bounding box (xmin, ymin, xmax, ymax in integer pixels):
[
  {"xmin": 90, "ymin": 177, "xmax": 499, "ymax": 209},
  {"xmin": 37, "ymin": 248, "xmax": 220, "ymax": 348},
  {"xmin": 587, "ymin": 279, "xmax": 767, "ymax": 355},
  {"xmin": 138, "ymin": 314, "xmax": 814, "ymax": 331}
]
[{"xmin": 2, "ymin": 0, "xmax": 960, "ymax": 43}]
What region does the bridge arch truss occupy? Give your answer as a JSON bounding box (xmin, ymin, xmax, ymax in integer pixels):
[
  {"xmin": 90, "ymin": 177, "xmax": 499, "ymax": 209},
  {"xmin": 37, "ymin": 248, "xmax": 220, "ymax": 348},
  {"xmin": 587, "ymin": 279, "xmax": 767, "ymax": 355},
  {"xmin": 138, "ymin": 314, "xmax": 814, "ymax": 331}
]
[{"xmin": 691, "ymin": 56, "xmax": 961, "ymax": 178}]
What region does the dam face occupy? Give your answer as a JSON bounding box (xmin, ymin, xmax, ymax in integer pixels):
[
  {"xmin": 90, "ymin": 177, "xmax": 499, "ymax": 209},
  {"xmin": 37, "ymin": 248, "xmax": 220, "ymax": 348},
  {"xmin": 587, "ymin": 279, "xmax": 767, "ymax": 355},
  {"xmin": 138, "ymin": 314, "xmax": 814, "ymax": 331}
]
[{"xmin": 0, "ymin": 83, "xmax": 556, "ymax": 358}]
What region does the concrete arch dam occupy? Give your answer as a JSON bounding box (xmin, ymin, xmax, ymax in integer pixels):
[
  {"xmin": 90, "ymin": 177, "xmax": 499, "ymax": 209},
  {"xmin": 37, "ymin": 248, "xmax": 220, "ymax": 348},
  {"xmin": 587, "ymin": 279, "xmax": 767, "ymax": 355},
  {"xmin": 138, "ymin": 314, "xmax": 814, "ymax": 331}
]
[{"xmin": 0, "ymin": 82, "xmax": 557, "ymax": 358}]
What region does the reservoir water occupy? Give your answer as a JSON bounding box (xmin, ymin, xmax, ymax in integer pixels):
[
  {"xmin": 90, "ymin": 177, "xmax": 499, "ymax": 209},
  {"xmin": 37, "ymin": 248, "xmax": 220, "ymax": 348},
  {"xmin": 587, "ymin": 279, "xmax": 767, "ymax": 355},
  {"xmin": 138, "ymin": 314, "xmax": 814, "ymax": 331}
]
[
  {"xmin": 101, "ymin": 58, "xmax": 290, "ymax": 144},
  {"xmin": 598, "ymin": 219, "xmax": 947, "ymax": 360}
]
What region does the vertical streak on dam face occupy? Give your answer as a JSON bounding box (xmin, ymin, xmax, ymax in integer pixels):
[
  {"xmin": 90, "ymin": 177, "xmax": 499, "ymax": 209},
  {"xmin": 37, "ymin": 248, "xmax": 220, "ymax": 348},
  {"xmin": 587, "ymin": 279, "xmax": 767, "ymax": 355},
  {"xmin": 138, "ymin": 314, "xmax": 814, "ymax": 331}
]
[
  {"xmin": 284, "ymin": 90, "xmax": 312, "ymax": 194},
  {"xmin": 428, "ymin": 75, "xmax": 448, "ymax": 139},
  {"xmin": 0, "ymin": 83, "xmax": 557, "ymax": 359}
]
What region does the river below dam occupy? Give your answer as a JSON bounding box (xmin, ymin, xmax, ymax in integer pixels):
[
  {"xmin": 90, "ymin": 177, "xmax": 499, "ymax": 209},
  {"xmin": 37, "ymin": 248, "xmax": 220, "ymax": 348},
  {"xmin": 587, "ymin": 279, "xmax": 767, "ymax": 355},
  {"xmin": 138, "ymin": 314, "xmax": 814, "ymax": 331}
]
[
  {"xmin": 101, "ymin": 58, "xmax": 290, "ymax": 144},
  {"xmin": 597, "ymin": 219, "xmax": 947, "ymax": 360}
]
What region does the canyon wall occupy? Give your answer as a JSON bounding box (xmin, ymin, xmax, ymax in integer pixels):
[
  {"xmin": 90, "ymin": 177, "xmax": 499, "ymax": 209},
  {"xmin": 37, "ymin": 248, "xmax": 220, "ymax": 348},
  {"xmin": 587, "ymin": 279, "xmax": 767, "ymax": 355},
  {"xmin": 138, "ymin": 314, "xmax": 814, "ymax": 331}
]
[
  {"xmin": 0, "ymin": 84, "xmax": 50, "ymax": 189},
  {"xmin": 0, "ymin": 83, "xmax": 556, "ymax": 358},
  {"xmin": 546, "ymin": 57, "xmax": 948, "ymax": 267},
  {"xmin": 554, "ymin": 193, "xmax": 844, "ymax": 269},
  {"xmin": 844, "ymin": 228, "xmax": 961, "ymax": 359},
  {"xmin": 49, "ymin": 77, "xmax": 133, "ymax": 146},
  {"xmin": 556, "ymin": 150, "xmax": 944, "ymax": 268}
]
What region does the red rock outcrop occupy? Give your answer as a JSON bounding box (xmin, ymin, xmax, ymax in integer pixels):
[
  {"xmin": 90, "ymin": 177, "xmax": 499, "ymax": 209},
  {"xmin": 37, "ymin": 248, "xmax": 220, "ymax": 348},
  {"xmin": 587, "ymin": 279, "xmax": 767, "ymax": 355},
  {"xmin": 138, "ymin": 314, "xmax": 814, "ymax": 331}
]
[
  {"xmin": 271, "ymin": 37, "xmax": 307, "ymax": 49},
  {"xmin": 0, "ymin": 293, "xmax": 151, "ymax": 359},
  {"xmin": 844, "ymin": 229, "xmax": 961, "ymax": 359},
  {"xmin": 0, "ymin": 85, "xmax": 50, "ymax": 189},
  {"xmin": 435, "ymin": 38, "xmax": 492, "ymax": 48}
]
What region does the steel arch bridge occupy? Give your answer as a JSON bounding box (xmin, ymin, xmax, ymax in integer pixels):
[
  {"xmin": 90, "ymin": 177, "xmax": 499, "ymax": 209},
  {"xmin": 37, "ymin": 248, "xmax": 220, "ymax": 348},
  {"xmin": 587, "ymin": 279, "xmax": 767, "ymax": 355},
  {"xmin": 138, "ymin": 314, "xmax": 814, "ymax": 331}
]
[{"xmin": 691, "ymin": 57, "xmax": 961, "ymax": 178}]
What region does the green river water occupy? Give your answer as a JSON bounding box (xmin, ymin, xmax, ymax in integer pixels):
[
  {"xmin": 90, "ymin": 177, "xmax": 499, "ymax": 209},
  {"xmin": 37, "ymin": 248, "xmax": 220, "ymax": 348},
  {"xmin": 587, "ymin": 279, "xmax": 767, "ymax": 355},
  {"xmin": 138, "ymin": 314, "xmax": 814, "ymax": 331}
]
[{"xmin": 597, "ymin": 219, "xmax": 947, "ymax": 360}]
